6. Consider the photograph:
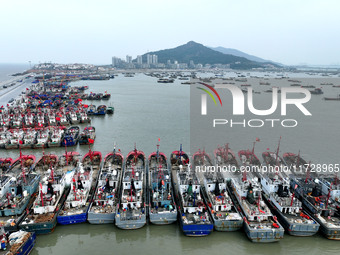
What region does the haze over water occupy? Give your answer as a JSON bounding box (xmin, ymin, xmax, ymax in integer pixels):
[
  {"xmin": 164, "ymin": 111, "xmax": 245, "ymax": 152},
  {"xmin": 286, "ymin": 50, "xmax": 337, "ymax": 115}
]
[{"xmin": 0, "ymin": 65, "xmax": 339, "ymax": 255}]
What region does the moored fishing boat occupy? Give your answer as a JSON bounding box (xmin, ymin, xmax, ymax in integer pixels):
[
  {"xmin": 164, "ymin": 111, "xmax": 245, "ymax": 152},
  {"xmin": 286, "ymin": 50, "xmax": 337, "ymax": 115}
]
[
  {"xmin": 88, "ymin": 148, "xmax": 124, "ymax": 224},
  {"xmin": 230, "ymin": 170, "xmax": 285, "ymax": 242},
  {"xmin": 96, "ymin": 105, "xmax": 106, "ymax": 115},
  {"xmin": 19, "ymin": 154, "xmax": 73, "ymax": 234},
  {"xmin": 9, "ymin": 155, "xmax": 36, "ymax": 176},
  {"xmin": 0, "ymin": 158, "xmax": 13, "ymax": 174},
  {"xmin": 194, "ymin": 149, "xmax": 243, "ymax": 231},
  {"xmin": 20, "ymin": 129, "xmax": 36, "ymax": 149},
  {"xmin": 61, "ymin": 126, "xmax": 79, "ymax": 147},
  {"xmin": 0, "ymin": 230, "xmax": 36, "ymax": 255},
  {"xmin": 47, "ymin": 127, "xmax": 64, "ymax": 148},
  {"xmin": 290, "ymin": 170, "xmax": 340, "ymax": 240},
  {"xmin": 33, "ymin": 128, "xmax": 50, "ymax": 149},
  {"xmin": 78, "ymin": 127, "xmax": 96, "ymax": 145},
  {"xmin": 170, "ymin": 147, "xmax": 213, "ymax": 236},
  {"xmin": 57, "ymin": 154, "xmax": 97, "ymax": 225},
  {"xmin": 148, "ymin": 145, "xmax": 177, "ymax": 225},
  {"xmin": 115, "ymin": 148, "xmax": 147, "ymax": 229}
]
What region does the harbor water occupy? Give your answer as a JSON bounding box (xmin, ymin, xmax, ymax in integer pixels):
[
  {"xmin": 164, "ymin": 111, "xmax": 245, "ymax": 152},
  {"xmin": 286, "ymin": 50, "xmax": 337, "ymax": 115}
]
[{"xmin": 0, "ymin": 64, "xmax": 339, "ymax": 255}]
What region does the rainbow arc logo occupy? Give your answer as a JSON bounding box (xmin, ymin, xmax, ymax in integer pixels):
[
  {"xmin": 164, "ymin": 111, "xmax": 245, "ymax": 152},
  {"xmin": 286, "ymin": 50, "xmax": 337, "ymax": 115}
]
[{"xmin": 196, "ymin": 82, "xmax": 222, "ymax": 106}]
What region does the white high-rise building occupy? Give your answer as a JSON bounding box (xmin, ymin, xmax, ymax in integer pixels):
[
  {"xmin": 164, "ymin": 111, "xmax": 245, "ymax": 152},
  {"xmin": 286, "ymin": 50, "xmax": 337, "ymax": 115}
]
[
  {"xmin": 137, "ymin": 55, "xmax": 143, "ymax": 65},
  {"xmin": 126, "ymin": 55, "xmax": 132, "ymax": 63},
  {"xmin": 152, "ymin": 55, "xmax": 158, "ymax": 65},
  {"xmin": 146, "ymin": 54, "xmax": 152, "ymax": 65}
]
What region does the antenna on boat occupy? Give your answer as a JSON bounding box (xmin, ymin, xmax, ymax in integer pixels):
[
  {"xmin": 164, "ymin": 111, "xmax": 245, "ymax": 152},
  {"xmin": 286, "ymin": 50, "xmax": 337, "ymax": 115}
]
[
  {"xmin": 112, "ymin": 142, "xmax": 116, "ymax": 164},
  {"xmin": 275, "ymin": 136, "xmax": 282, "ymax": 172},
  {"xmin": 326, "ymin": 182, "xmax": 332, "ymax": 208},
  {"xmin": 225, "ymin": 143, "xmax": 229, "ymax": 163},
  {"xmin": 305, "ymin": 161, "xmax": 311, "ymax": 183},
  {"xmin": 64, "ymin": 139, "xmax": 68, "ymax": 166}
]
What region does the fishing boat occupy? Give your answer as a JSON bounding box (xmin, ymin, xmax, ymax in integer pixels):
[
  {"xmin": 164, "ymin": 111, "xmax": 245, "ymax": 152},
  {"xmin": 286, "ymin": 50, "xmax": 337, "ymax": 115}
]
[
  {"xmin": 324, "ymin": 94, "xmax": 340, "ymax": 101},
  {"xmin": 96, "ymin": 105, "xmax": 106, "ymax": 115},
  {"xmin": 9, "ymin": 155, "xmax": 36, "ymax": 176},
  {"xmin": 57, "ymin": 159, "xmax": 95, "ymax": 225},
  {"xmin": 61, "ymin": 126, "xmax": 79, "ymax": 147},
  {"xmin": 19, "ymin": 154, "xmax": 73, "ymax": 234},
  {"xmin": 47, "ymin": 127, "xmax": 64, "ymax": 148},
  {"xmin": 214, "ymin": 144, "xmax": 239, "ymax": 171},
  {"xmin": 106, "ymin": 106, "xmax": 114, "ymax": 114},
  {"xmin": 79, "ymin": 110, "xmax": 90, "ymax": 123},
  {"xmin": 67, "ymin": 111, "xmax": 80, "ymax": 125},
  {"xmin": 87, "ymin": 105, "xmax": 96, "ymax": 115},
  {"xmin": 0, "ymin": 168, "xmax": 40, "ymax": 217},
  {"xmin": 24, "ymin": 113, "xmax": 35, "ymax": 127},
  {"xmin": 0, "ymin": 230, "xmax": 36, "ymax": 255},
  {"xmin": 170, "ymin": 147, "xmax": 213, "ymax": 236},
  {"xmin": 230, "ymin": 170, "xmax": 285, "ymax": 242},
  {"xmin": 33, "ymin": 128, "xmax": 50, "ymax": 149},
  {"xmin": 148, "ymin": 145, "xmax": 177, "ymax": 225},
  {"xmin": 78, "ymin": 127, "xmax": 96, "ymax": 145},
  {"xmin": 102, "ymin": 92, "xmax": 111, "ymax": 100},
  {"xmin": 0, "ymin": 132, "xmax": 9, "ymax": 149},
  {"xmin": 282, "ymin": 152, "xmax": 308, "ymax": 172},
  {"xmin": 193, "ymin": 149, "xmax": 243, "ymax": 231},
  {"xmin": 20, "ymin": 129, "xmax": 36, "ymax": 149},
  {"xmin": 115, "ymin": 148, "xmax": 147, "ymax": 229},
  {"xmin": 0, "ymin": 158, "xmax": 13, "ymax": 174},
  {"xmin": 34, "ymin": 154, "xmax": 58, "ymax": 173},
  {"xmin": 290, "ymin": 170, "xmax": 340, "ymax": 240},
  {"xmin": 5, "ymin": 129, "xmax": 24, "ymax": 150},
  {"xmin": 88, "ymin": 149, "xmax": 124, "ymax": 224}
]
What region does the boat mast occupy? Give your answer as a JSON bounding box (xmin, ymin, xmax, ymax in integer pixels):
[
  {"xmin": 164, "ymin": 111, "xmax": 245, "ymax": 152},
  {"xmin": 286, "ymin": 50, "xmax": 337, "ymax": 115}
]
[{"xmin": 275, "ymin": 136, "xmax": 282, "ymax": 172}]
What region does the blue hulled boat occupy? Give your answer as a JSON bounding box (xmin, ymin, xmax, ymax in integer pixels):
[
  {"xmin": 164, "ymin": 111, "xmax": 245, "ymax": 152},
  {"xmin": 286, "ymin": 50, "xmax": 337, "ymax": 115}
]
[
  {"xmin": 61, "ymin": 126, "xmax": 79, "ymax": 147},
  {"xmin": 170, "ymin": 147, "xmax": 213, "ymax": 236}
]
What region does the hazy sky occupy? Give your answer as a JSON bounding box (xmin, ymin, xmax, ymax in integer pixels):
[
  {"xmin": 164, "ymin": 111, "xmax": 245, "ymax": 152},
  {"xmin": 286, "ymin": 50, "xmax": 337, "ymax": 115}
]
[{"xmin": 1, "ymin": 0, "xmax": 339, "ymax": 65}]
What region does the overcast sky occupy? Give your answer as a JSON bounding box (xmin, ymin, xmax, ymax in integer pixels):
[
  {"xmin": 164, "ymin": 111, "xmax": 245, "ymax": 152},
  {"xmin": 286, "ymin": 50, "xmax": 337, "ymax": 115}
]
[{"xmin": 1, "ymin": 0, "xmax": 339, "ymax": 66}]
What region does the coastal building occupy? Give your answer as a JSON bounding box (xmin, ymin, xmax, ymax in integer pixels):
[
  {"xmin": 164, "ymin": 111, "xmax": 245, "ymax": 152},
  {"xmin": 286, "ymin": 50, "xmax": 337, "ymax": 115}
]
[
  {"xmin": 126, "ymin": 55, "xmax": 132, "ymax": 64},
  {"xmin": 137, "ymin": 55, "xmax": 143, "ymax": 65}
]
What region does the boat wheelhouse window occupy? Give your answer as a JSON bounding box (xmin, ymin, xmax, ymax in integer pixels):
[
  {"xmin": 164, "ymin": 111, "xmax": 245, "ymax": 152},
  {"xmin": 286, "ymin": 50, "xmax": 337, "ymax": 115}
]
[
  {"xmin": 136, "ymin": 182, "xmax": 138, "ymax": 186},
  {"xmin": 208, "ymin": 185, "xmax": 211, "ymax": 188},
  {"xmin": 11, "ymin": 188, "xmax": 15, "ymax": 193},
  {"xmin": 125, "ymin": 183, "xmax": 128, "ymax": 186},
  {"xmin": 113, "ymin": 182, "xmax": 116, "ymax": 189}
]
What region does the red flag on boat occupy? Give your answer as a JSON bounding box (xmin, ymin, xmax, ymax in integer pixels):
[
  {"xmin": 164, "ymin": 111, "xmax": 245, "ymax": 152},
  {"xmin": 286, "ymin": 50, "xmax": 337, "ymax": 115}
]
[
  {"xmin": 26, "ymin": 88, "xmax": 29, "ymax": 90},
  {"xmin": 56, "ymin": 117, "xmax": 61, "ymax": 121},
  {"xmin": 88, "ymin": 139, "xmax": 94, "ymax": 144},
  {"xmin": 19, "ymin": 140, "xmax": 23, "ymax": 144},
  {"xmin": 256, "ymin": 138, "xmax": 260, "ymax": 142}
]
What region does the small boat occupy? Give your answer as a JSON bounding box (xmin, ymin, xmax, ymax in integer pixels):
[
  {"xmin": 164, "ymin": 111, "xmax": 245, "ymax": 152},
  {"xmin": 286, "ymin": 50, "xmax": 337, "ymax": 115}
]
[
  {"xmin": 194, "ymin": 149, "xmax": 243, "ymax": 231},
  {"xmin": 324, "ymin": 94, "xmax": 340, "ymax": 101},
  {"xmin": 79, "ymin": 110, "xmax": 91, "ymax": 123},
  {"xmin": 0, "ymin": 230, "xmax": 36, "ymax": 255},
  {"xmin": 78, "ymin": 126, "xmax": 96, "ymax": 145},
  {"xmin": 170, "ymin": 146, "xmax": 213, "ymax": 236},
  {"xmin": 88, "ymin": 149, "xmax": 124, "ymax": 224},
  {"xmin": 87, "ymin": 105, "xmax": 96, "ymax": 115},
  {"xmin": 61, "ymin": 126, "xmax": 79, "ymax": 147},
  {"xmin": 148, "ymin": 145, "xmax": 177, "ymax": 225},
  {"xmin": 115, "ymin": 148, "xmax": 147, "ymax": 229},
  {"xmin": 102, "ymin": 92, "xmax": 111, "ymax": 100},
  {"xmin": 96, "ymin": 105, "xmax": 106, "ymax": 115},
  {"xmin": 106, "ymin": 106, "xmax": 114, "ymax": 114},
  {"xmin": 310, "ymin": 88, "xmax": 324, "ymax": 94},
  {"xmin": 20, "ymin": 155, "xmax": 73, "ymax": 234},
  {"xmin": 67, "ymin": 111, "xmax": 80, "ymax": 124}
]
